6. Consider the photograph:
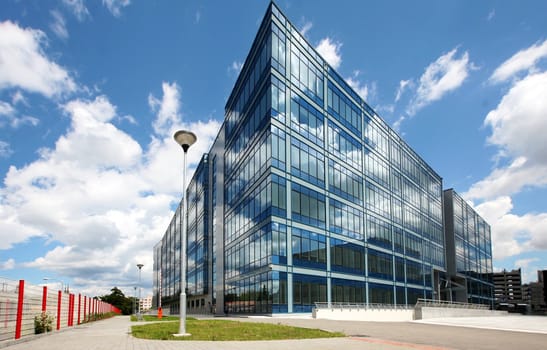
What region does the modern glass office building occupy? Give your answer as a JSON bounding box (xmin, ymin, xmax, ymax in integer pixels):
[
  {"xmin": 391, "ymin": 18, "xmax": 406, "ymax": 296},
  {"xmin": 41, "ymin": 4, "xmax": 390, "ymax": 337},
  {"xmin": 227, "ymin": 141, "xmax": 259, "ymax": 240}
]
[
  {"xmin": 443, "ymin": 189, "xmax": 494, "ymax": 306},
  {"xmin": 153, "ymin": 2, "xmax": 491, "ymax": 315}
]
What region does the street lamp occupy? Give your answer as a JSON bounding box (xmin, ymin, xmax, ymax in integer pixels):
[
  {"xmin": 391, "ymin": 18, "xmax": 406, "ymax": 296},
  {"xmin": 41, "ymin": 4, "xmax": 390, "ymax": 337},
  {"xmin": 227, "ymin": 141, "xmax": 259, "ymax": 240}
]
[
  {"xmin": 43, "ymin": 277, "xmax": 65, "ymax": 293},
  {"xmin": 173, "ymin": 129, "xmax": 197, "ymax": 337},
  {"xmin": 137, "ymin": 264, "xmax": 143, "ymax": 320}
]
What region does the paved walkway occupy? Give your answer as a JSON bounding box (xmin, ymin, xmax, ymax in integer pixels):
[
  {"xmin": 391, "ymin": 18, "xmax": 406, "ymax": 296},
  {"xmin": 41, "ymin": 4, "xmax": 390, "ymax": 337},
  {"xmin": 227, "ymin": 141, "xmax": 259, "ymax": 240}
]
[{"xmin": 2, "ymin": 315, "xmax": 547, "ymax": 350}]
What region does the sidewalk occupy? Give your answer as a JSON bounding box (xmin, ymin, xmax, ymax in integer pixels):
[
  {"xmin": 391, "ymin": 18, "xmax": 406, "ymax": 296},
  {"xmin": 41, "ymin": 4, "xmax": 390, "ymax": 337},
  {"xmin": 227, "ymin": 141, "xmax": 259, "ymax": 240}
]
[
  {"xmin": 3, "ymin": 315, "xmax": 547, "ymax": 350},
  {"xmin": 0, "ymin": 316, "xmax": 444, "ymax": 350}
]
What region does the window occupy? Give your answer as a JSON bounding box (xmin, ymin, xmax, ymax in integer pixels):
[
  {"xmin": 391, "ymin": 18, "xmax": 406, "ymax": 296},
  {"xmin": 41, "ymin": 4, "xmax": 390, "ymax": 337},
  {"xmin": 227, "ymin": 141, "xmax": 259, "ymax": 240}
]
[
  {"xmin": 329, "ymin": 199, "xmax": 363, "ymax": 239},
  {"xmin": 327, "ymin": 121, "xmax": 362, "ymax": 170},
  {"xmin": 291, "ymin": 183, "xmax": 326, "ymax": 229},
  {"xmin": 291, "ymin": 138, "xmax": 324, "ymax": 186},
  {"xmin": 366, "ymin": 215, "xmax": 392, "ymax": 249},
  {"xmin": 292, "ymin": 228, "xmax": 326, "ymax": 267},
  {"xmin": 328, "ymin": 159, "xmax": 363, "ymax": 204},
  {"xmin": 330, "ymin": 238, "xmax": 364, "ymax": 274},
  {"xmin": 271, "ymin": 76, "xmax": 286, "ymax": 123},
  {"xmin": 290, "ymin": 96, "xmax": 324, "ymax": 147},
  {"xmin": 290, "ymin": 45, "xmax": 323, "ymax": 104},
  {"xmin": 327, "ymin": 81, "xmax": 361, "ymax": 136},
  {"xmin": 368, "ymin": 249, "xmax": 393, "ymax": 281}
]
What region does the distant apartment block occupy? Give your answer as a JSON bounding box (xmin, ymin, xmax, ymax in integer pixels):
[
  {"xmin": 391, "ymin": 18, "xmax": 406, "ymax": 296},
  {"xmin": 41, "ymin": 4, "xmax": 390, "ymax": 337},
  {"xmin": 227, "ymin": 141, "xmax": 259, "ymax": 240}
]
[{"xmin": 493, "ymin": 268, "xmax": 524, "ymax": 311}]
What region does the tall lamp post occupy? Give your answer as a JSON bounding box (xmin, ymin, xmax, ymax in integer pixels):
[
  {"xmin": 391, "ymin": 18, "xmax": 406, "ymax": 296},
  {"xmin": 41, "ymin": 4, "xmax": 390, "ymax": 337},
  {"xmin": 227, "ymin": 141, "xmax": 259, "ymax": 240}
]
[
  {"xmin": 173, "ymin": 130, "xmax": 197, "ymax": 337},
  {"xmin": 137, "ymin": 264, "xmax": 143, "ymax": 320}
]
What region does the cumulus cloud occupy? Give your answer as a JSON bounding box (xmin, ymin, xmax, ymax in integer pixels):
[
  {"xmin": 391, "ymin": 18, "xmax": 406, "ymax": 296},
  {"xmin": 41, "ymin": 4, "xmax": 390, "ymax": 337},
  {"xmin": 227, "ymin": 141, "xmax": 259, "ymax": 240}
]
[
  {"xmin": 148, "ymin": 82, "xmax": 182, "ymax": 137},
  {"xmin": 475, "ymin": 197, "xmax": 547, "ymax": 260},
  {"xmin": 407, "ymin": 48, "xmax": 472, "ymax": 116},
  {"xmin": 316, "ymin": 37, "xmax": 342, "ymax": 69},
  {"xmin": 0, "ymin": 21, "xmax": 76, "ymax": 98},
  {"xmin": 465, "ymin": 72, "xmax": 547, "ymax": 200},
  {"xmin": 102, "ymin": 0, "xmax": 131, "ymax": 17},
  {"xmin": 465, "ymin": 42, "xmax": 547, "ymax": 275},
  {"xmin": 490, "ymin": 39, "xmax": 547, "ymax": 83},
  {"xmin": 0, "ymin": 83, "xmax": 220, "ymax": 296},
  {"xmin": 50, "ymin": 10, "xmax": 69, "ymax": 40}
]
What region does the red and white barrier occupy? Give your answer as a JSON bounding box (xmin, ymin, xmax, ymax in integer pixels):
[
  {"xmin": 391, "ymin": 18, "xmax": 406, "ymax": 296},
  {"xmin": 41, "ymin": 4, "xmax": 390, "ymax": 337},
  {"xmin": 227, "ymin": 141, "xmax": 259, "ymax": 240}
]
[{"xmin": 0, "ymin": 277, "xmax": 120, "ymax": 342}]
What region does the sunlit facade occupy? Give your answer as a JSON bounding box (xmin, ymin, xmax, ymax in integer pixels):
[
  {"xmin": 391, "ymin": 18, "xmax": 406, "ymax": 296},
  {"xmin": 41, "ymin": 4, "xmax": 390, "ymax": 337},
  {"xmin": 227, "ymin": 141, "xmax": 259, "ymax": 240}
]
[{"xmin": 154, "ymin": 3, "xmax": 492, "ymax": 315}]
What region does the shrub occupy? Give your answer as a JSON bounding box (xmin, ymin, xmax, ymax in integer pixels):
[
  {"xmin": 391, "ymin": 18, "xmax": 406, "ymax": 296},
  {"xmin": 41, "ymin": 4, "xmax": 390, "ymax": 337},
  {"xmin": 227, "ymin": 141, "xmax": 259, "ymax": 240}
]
[{"xmin": 34, "ymin": 312, "xmax": 54, "ymax": 334}]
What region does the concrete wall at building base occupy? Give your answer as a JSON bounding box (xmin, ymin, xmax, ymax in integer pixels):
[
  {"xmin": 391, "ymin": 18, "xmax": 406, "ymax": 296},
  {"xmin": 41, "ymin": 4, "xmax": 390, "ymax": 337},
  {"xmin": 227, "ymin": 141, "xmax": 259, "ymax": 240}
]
[
  {"xmin": 313, "ymin": 308, "xmax": 415, "ymax": 322},
  {"xmin": 414, "ymin": 307, "xmax": 507, "ymax": 320},
  {"xmin": 313, "ymin": 307, "xmax": 508, "ymax": 321}
]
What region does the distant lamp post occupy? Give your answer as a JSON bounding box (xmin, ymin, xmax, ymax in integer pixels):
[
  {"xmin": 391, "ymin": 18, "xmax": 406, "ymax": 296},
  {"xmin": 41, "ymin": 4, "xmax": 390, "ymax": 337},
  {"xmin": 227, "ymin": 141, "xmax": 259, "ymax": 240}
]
[
  {"xmin": 173, "ymin": 130, "xmax": 197, "ymax": 337},
  {"xmin": 133, "ymin": 286, "xmax": 137, "ymax": 315},
  {"xmin": 137, "ymin": 264, "xmax": 144, "ymax": 320},
  {"xmin": 43, "ymin": 277, "xmax": 65, "ymax": 293}
]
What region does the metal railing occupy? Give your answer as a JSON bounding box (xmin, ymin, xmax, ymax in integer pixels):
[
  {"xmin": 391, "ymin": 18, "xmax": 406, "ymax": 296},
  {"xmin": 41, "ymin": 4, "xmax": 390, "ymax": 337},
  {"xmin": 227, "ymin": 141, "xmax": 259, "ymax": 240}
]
[
  {"xmin": 314, "ymin": 302, "xmax": 413, "ymax": 311},
  {"xmin": 415, "ymin": 298, "xmax": 490, "ymax": 310}
]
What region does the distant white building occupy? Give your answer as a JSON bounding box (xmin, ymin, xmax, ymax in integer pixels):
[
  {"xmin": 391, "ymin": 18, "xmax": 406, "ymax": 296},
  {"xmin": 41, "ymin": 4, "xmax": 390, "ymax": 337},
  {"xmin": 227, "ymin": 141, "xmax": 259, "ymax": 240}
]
[{"xmin": 139, "ymin": 295, "xmax": 152, "ymax": 311}]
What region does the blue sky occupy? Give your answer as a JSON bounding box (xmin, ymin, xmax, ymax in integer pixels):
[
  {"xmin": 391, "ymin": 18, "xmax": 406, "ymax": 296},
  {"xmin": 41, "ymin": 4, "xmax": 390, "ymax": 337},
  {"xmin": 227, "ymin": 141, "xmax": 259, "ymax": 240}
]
[{"xmin": 1, "ymin": 0, "xmax": 546, "ymax": 297}]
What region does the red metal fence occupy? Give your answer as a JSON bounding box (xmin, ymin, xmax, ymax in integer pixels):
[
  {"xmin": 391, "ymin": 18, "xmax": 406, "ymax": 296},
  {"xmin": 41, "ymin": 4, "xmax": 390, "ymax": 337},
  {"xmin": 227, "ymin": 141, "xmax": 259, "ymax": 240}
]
[{"xmin": 0, "ymin": 277, "xmax": 120, "ymax": 342}]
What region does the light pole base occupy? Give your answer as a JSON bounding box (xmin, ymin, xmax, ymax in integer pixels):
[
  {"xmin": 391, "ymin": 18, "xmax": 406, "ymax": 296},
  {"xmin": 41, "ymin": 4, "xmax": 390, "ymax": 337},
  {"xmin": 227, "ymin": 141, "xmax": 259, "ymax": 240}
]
[{"xmin": 172, "ymin": 333, "xmax": 192, "ymax": 337}]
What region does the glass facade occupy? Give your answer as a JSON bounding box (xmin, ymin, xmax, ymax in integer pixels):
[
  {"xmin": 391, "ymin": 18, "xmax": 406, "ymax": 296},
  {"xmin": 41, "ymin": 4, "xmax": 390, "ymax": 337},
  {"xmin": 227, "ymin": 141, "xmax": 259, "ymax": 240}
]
[
  {"xmin": 443, "ymin": 189, "xmax": 494, "ymax": 307},
  {"xmin": 153, "ymin": 2, "xmax": 493, "ymax": 315}
]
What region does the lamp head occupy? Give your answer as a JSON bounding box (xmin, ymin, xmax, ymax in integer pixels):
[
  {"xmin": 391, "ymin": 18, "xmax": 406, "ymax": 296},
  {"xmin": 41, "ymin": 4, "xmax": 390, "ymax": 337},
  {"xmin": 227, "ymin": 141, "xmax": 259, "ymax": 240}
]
[
  {"xmin": 137, "ymin": 264, "xmax": 144, "ymax": 269},
  {"xmin": 173, "ymin": 130, "xmax": 197, "ymax": 152}
]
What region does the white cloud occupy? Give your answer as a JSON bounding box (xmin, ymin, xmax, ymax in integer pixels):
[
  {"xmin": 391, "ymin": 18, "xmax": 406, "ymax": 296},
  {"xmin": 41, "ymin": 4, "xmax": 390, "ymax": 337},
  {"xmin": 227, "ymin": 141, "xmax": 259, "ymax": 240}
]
[
  {"xmin": 490, "ymin": 39, "xmax": 547, "ymax": 83},
  {"xmin": 300, "ymin": 21, "xmax": 313, "ymax": 37},
  {"xmin": 407, "ymin": 48, "xmax": 472, "ymax": 116},
  {"xmin": 0, "ymin": 21, "xmax": 76, "ymax": 98},
  {"xmin": 11, "ymin": 91, "xmax": 27, "ymax": 106},
  {"xmin": 0, "ymin": 141, "xmax": 13, "ymax": 158},
  {"xmin": 474, "ymin": 197, "xmax": 547, "ymax": 260},
  {"xmin": 345, "ymin": 71, "xmax": 372, "ymax": 101},
  {"xmin": 395, "ymin": 79, "xmax": 412, "ymax": 102},
  {"xmin": 50, "ymin": 10, "xmax": 69, "ymax": 40},
  {"xmin": 0, "ymin": 100, "xmax": 39, "ymax": 128},
  {"xmin": 316, "ymin": 37, "xmax": 342, "ymax": 69},
  {"xmin": 466, "ymin": 72, "xmax": 547, "ymax": 200},
  {"xmin": 0, "ymin": 83, "xmax": 220, "ymax": 296},
  {"xmin": 148, "ymin": 82, "xmax": 182, "ymax": 137},
  {"xmin": 0, "ymin": 101, "xmax": 15, "ymax": 117},
  {"xmin": 63, "ymin": 0, "xmax": 90, "ymax": 21},
  {"xmin": 0, "ymin": 258, "xmax": 15, "ymax": 270},
  {"xmin": 102, "ymin": 0, "xmax": 131, "ymax": 17},
  {"xmin": 392, "ymin": 115, "xmax": 406, "ymax": 132},
  {"xmin": 195, "ymin": 11, "xmax": 201, "ymax": 24}
]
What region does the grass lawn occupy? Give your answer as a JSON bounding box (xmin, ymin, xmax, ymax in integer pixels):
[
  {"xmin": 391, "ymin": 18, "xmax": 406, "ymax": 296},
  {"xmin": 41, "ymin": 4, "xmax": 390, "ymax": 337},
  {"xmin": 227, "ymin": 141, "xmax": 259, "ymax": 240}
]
[{"xmin": 131, "ymin": 319, "xmax": 345, "ymax": 341}]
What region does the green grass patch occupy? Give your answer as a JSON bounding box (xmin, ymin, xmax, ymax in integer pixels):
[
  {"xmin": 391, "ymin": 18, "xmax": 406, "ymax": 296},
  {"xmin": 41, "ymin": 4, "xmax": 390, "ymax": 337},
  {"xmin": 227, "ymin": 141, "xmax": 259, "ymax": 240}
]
[
  {"xmin": 130, "ymin": 315, "xmax": 181, "ymax": 322},
  {"xmin": 131, "ymin": 319, "xmax": 345, "ymax": 341}
]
